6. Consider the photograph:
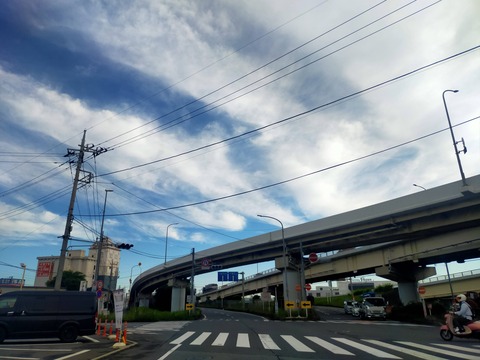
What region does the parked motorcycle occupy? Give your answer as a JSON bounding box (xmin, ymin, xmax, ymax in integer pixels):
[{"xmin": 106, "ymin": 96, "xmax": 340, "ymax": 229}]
[{"xmin": 440, "ymin": 313, "xmax": 480, "ymax": 341}]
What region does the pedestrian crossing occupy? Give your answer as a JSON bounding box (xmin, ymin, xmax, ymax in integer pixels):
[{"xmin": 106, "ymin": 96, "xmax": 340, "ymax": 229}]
[{"xmin": 169, "ymin": 331, "xmax": 480, "ymax": 359}]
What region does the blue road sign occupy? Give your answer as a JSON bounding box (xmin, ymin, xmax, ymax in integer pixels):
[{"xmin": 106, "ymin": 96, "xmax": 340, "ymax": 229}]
[{"xmin": 218, "ymin": 271, "xmax": 238, "ymax": 282}]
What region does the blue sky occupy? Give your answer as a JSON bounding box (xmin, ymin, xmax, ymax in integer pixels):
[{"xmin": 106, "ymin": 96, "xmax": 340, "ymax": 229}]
[{"xmin": 1, "ymin": 0, "xmax": 479, "ymax": 292}]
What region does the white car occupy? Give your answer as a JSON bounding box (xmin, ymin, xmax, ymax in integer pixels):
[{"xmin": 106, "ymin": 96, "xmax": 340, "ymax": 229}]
[{"xmin": 359, "ymin": 297, "xmax": 387, "ymax": 320}]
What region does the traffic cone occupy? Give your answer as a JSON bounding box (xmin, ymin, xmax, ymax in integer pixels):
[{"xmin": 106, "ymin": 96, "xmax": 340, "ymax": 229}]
[
  {"xmin": 115, "ymin": 328, "xmax": 120, "ymax": 342},
  {"xmin": 96, "ymin": 319, "xmax": 101, "ymax": 335},
  {"xmin": 122, "ymin": 321, "xmax": 127, "ymax": 344},
  {"xmin": 102, "ymin": 319, "xmax": 107, "ymax": 337}
]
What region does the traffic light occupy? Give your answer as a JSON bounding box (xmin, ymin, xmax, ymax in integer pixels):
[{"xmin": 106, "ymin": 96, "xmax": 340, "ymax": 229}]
[
  {"xmin": 211, "ymin": 264, "xmax": 222, "ymax": 270},
  {"xmin": 117, "ymin": 243, "xmax": 134, "ymax": 250}
]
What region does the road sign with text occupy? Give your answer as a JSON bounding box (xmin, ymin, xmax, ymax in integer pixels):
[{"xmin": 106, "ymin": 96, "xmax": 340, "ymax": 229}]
[{"xmin": 217, "ymin": 271, "xmax": 239, "ymax": 282}]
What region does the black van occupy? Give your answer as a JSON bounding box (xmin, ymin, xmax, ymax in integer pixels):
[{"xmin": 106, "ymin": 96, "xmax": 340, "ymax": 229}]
[{"xmin": 0, "ymin": 290, "xmax": 97, "ymax": 342}]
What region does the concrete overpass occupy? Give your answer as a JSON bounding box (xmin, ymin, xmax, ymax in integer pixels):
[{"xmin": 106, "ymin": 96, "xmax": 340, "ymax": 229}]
[
  {"xmin": 418, "ymin": 269, "xmax": 480, "ymax": 299},
  {"xmin": 130, "ymin": 174, "xmax": 480, "ymax": 309},
  {"xmin": 197, "ymin": 233, "xmax": 480, "ymax": 304}
]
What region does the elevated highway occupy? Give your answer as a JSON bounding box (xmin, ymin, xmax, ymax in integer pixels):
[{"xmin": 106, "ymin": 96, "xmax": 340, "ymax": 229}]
[{"xmin": 130, "ymin": 175, "xmax": 480, "ymax": 309}]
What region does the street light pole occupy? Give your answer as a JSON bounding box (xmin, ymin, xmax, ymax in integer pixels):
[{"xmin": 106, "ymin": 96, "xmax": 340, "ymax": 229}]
[
  {"xmin": 164, "ymin": 223, "xmax": 178, "ymax": 265},
  {"xmin": 442, "ymin": 90, "xmax": 467, "ymax": 186},
  {"xmin": 20, "ymin": 263, "xmax": 26, "ymax": 290},
  {"xmin": 93, "ymin": 189, "xmax": 113, "ymax": 291},
  {"xmin": 257, "ymin": 214, "xmax": 289, "ymax": 307},
  {"xmin": 129, "ymin": 262, "xmax": 142, "ymax": 294}
]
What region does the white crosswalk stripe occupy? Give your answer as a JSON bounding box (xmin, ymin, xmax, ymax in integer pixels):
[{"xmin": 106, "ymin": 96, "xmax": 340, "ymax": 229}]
[
  {"xmin": 259, "ymin": 334, "xmax": 280, "ymax": 350},
  {"xmin": 281, "ymin": 335, "xmax": 314, "ymax": 352},
  {"xmin": 432, "ymin": 343, "xmax": 480, "ymax": 355},
  {"xmin": 396, "ymin": 341, "xmax": 480, "ymax": 360},
  {"xmin": 305, "ymin": 336, "xmax": 354, "ymax": 355},
  {"xmin": 169, "ymin": 331, "xmax": 479, "ymax": 359},
  {"xmin": 190, "ymin": 332, "xmax": 211, "ymax": 345},
  {"xmin": 332, "ymin": 337, "xmax": 401, "ymax": 358},
  {"xmin": 236, "ymin": 333, "xmax": 250, "ymax": 348},
  {"xmin": 364, "ymin": 339, "xmax": 449, "ymax": 360},
  {"xmin": 211, "ymin": 332, "xmax": 229, "ymax": 346}
]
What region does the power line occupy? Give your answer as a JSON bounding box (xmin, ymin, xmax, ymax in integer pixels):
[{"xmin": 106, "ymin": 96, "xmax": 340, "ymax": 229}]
[
  {"xmin": 70, "ymin": 1, "xmax": 331, "ymax": 150},
  {"xmin": 99, "ymin": 1, "xmax": 406, "ymax": 151},
  {"xmin": 97, "ymin": 44, "xmax": 480, "ymax": 178},
  {"xmin": 85, "ymin": 115, "xmax": 479, "ymax": 218}
]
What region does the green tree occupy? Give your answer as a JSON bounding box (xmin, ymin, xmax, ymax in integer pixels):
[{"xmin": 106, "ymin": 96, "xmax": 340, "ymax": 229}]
[
  {"xmin": 46, "ymin": 270, "xmax": 86, "ymax": 290},
  {"xmin": 375, "ymin": 284, "xmax": 394, "ymax": 294}
]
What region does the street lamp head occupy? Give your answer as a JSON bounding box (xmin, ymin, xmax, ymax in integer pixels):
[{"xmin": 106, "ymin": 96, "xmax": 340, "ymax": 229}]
[{"xmin": 443, "ymin": 89, "xmax": 459, "ymax": 96}]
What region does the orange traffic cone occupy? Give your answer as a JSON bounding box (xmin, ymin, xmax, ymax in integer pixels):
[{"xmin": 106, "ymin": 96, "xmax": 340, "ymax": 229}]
[{"xmin": 122, "ymin": 321, "xmax": 127, "ymax": 344}]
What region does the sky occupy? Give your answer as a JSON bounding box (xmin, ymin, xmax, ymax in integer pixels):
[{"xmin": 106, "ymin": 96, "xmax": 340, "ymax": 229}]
[{"xmin": 1, "ymin": 0, "xmax": 479, "ymax": 293}]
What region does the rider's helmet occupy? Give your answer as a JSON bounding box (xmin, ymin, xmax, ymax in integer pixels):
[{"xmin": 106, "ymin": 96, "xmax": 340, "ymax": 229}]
[{"xmin": 456, "ymin": 294, "xmax": 466, "ymax": 302}]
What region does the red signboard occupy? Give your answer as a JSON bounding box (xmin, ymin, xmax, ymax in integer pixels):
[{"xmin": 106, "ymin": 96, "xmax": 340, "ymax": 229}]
[
  {"xmin": 36, "ymin": 261, "xmax": 54, "ymax": 277},
  {"xmin": 308, "ymin": 253, "xmax": 318, "ymax": 263},
  {"xmin": 305, "ymin": 283, "xmax": 312, "ymax": 291}
]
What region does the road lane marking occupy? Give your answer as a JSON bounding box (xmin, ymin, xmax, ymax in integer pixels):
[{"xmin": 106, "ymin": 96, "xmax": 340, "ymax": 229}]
[
  {"xmin": 396, "ymin": 342, "xmax": 480, "ymax": 360},
  {"xmin": 0, "ymin": 347, "xmax": 70, "ymax": 352},
  {"xmin": 170, "ymin": 331, "xmax": 195, "ymax": 345},
  {"xmin": 432, "ymin": 343, "xmax": 480, "ymax": 355},
  {"xmin": 158, "ymin": 343, "xmax": 181, "ymax": 360},
  {"xmin": 82, "ymin": 335, "xmax": 99, "ymax": 342},
  {"xmin": 259, "ymin": 334, "xmax": 280, "ymax": 350},
  {"xmin": 333, "ymin": 338, "xmax": 400, "ymax": 358},
  {"xmin": 281, "ymin": 335, "xmax": 314, "ymax": 352},
  {"xmin": 236, "ymin": 333, "xmax": 250, "ymax": 348},
  {"xmin": 190, "ymin": 332, "xmax": 211, "ymax": 345},
  {"xmin": 365, "ymin": 339, "xmax": 448, "ymax": 360},
  {"xmin": 212, "ymin": 333, "xmax": 229, "ymax": 346},
  {"xmin": 55, "ymin": 349, "xmax": 90, "ymax": 360},
  {"xmin": 305, "ymin": 336, "xmax": 354, "ymax": 355}
]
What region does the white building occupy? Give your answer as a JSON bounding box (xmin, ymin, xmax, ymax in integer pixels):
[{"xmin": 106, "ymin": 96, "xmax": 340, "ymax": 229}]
[
  {"xmin": 309, "ymin": 279, "xmax": 395, "ymax": 298},
  {"xmin": 34, "ymin": 237, "xmax": 120, "ymax": 290}
]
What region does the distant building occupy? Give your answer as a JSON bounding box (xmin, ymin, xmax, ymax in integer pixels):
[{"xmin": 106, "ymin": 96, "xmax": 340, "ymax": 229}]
[
  {"xmin": 309, "ymin": 279, "xmax": 395, "ymax": 298},
  {"xmin": 34, "ymin": 237, "xmax": 120, "ymax": 290},
  {"xmin": 0, "ymin": 277, "xmax": 24, "ymax": 287}
]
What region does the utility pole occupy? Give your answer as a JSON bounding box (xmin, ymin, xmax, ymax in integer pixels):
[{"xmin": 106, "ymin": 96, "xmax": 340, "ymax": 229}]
[
  {"xmin": 55, "ymin": 131, "xmax": 87, "ymax": 290},
  {"xmin": 54, "ymin": 131, "xmax": 108, "ymax": 290}
]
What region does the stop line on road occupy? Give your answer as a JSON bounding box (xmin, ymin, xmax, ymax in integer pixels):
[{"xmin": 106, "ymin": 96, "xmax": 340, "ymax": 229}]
[{"xmin": 169, "ymin": 331, "xmax": 480, "ymax": 359}]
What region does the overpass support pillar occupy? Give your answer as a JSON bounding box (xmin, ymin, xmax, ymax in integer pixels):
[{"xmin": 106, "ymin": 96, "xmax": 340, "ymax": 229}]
[
  {"xmin": 168, "ymin": 278, "xmax": 189, "ymax": 312},
  {"xmin": 275, "ymin": 257, "xmax": 303, "ymax": 306},
  {"xmin": 375, "ymin": 263, "xmax": 436, "ymax": 305}
]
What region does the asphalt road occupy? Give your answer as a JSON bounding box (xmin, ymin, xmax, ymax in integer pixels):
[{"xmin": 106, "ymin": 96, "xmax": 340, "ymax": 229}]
[
  {"xmin": 2, "ymin": 307, "xmax": 480, "ymax": 359},
  {"xmin": 114, "ymin": 307, "xmax": 480, "ymax": 360}
]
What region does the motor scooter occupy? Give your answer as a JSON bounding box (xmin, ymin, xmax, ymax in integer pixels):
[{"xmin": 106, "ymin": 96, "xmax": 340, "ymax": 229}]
[{"xmin": 440, "ymin": 313, "xmax": 480, "ymax": 341}]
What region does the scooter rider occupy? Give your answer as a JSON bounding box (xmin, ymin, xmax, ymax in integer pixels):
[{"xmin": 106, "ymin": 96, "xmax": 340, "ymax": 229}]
[{"xmin": 452, "ymin": 294, "xmax": 473, "ymax": 333}]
